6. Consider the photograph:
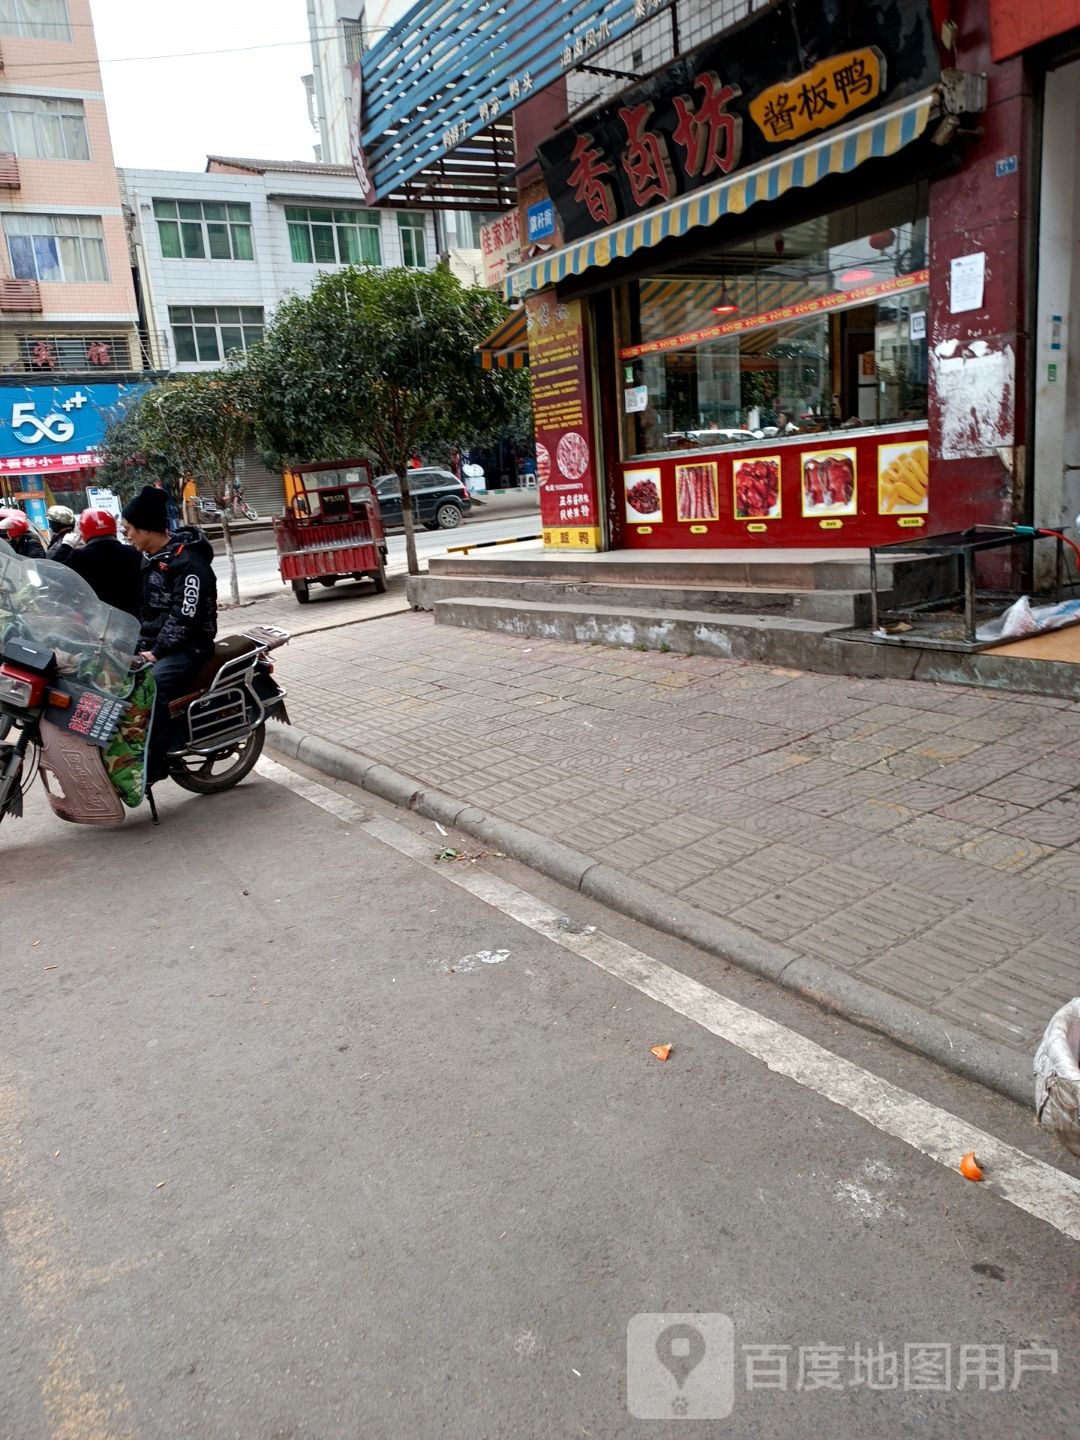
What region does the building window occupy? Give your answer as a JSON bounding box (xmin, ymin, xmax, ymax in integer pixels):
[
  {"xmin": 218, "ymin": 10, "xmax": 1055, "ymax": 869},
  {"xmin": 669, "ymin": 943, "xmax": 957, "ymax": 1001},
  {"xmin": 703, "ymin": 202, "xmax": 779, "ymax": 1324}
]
[
  {"xmin": 342, "ymin": 17, "xmax": 364, "ymax": 65},
  {"xmin": 169, "ymin": 305, "xmax": 264, "ymax": 364},
  {"xmin": 619, "ymin": 186, "xmax": 930, "ymax": 457},
  {"xmin": 0, "ymin": 0, "xmax": 71, "ymax": 41},
  {"xmin": 153, "ymin": 199, "xmax": 254, "ymax": 261},
  {"xmin": 286, "ymin": 206, "xmax": 381, "ymax": 266},
  {"xmin": 0, "ymin": 95, "xmax": 88, "ymax": 161},
  {"xmin": 18, "ymin": 334, "xmax": 126, "ymax": 371},
  {"xmin": 398, "ymin": 214, "xmax": 426, "ymax": 268},
  {"xmin": 3, "ymin": 212, "xmax": 107, "ymax": 281}
]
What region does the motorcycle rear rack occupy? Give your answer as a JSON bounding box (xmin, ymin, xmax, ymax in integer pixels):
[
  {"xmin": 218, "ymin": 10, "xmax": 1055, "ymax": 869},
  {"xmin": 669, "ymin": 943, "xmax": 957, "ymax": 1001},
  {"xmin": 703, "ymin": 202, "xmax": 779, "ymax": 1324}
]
[{"xmin": 183, "ymin": 684, "xmax": 253, "ymax": 750}]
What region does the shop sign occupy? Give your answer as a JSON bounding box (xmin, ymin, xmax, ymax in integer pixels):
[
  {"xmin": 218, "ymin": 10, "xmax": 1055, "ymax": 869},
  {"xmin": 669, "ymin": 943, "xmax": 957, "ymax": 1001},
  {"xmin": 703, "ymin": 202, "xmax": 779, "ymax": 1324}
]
[
  {"xmin": 481, "ymin": 210, "xmax": 522, "ymax": 289},
  {"xmin": 349, "ymin": 61, "xmax": 376, "ymax": 203},
  {"xmin": 538, "ymin": 0, "xmax": 938, "ymax": 242},
  {"xmin": 526, "ymin": 294, "xmax": 601, "ymax": 549},
  {"xmin": 527, "ymin": 199, "xmax": 556, "ymax": 243},
  {"xmin": 0, "ymin": 381, "xmax": 148, "ymax": 465},
  {"xmin": 748, "ymin": 48, "xmax": 882, "ymax": 145},
  {"xmin": 619, "ymin": 270, "xmax": 929, "ymax": 360}
]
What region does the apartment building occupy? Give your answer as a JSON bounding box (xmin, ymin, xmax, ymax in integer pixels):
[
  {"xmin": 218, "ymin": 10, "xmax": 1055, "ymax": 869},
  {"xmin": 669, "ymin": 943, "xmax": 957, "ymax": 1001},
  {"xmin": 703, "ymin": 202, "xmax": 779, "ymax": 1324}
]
[
  {"xmin": 120, "ymin": 156, "xmax": 439, "ymax": 511},
  {"xmin": 0, "ymin": 0, "xmax": 146, "ymax": 523}
]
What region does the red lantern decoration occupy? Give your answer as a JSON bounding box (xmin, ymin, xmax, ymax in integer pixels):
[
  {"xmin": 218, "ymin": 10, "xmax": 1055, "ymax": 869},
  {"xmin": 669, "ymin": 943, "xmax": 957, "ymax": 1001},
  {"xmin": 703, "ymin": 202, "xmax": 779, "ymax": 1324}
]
[{"xmin": 869, "ymin": 229, "xmax": 895, "ymax": 251}]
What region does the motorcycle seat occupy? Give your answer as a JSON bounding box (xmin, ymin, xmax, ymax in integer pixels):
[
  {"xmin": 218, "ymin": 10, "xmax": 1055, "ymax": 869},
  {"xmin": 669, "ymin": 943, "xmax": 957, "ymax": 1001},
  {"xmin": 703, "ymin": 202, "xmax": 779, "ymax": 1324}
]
[{"xmin": 168, "ymin": 634, "xmax": 259, "ymax": 714}]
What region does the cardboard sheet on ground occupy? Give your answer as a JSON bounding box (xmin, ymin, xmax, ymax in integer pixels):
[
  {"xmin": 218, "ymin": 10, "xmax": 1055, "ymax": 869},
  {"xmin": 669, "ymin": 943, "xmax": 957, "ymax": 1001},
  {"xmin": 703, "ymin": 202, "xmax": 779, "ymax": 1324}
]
[{"xmin": 984, "ymin": 626, "xmax": 1080, "ymax": 663}]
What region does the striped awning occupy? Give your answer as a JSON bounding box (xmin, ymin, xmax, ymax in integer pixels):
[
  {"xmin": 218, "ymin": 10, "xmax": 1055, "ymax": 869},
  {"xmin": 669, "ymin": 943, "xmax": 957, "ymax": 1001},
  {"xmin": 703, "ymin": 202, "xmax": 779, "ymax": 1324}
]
[
  {"xmin": 504, "ymin": 89, "xmax": 938, "ymax": 300},
  {"xmin": 473, "ymin": 308, "xmax": 528, "ymax": 369}
]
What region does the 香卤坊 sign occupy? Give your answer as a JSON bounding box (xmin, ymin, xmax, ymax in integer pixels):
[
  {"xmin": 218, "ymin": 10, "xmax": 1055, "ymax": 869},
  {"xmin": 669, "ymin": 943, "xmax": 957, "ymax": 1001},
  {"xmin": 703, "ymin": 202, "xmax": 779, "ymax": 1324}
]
[{"xmin": 537, "ymin": 0, "xmax": 939, "ymax": 243}]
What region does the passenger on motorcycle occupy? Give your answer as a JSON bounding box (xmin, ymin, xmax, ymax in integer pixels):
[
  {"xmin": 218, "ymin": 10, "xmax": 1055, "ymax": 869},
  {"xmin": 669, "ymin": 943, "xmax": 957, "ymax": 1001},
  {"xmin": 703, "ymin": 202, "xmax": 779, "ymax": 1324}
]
[
  {"xmin": 50, "ymin": 508, "xmax": 142, "ymax": 617},
  {"xmin": 0, "ymin": 509, "xmax": 46, "ymax": 560},
  {"xmin": 121, "ymin": 485, "xmax": 218, "ymax": 780},
  {"xmin": 45, "ymin": 504, "xmax": 76, "ymax": 559}
]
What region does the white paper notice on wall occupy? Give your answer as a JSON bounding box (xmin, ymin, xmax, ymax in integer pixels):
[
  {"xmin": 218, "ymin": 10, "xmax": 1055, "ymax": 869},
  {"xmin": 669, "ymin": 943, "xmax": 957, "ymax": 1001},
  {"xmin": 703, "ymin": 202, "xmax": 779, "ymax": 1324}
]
[
  {"xmin": 950, "ymin": 253, "xmax": 986, "ymax": 314},
  {"xmin": 624, "ymin": 385, "xmax": 649, "ymax": 413},
  {"xmin": 909, "ymin": 311, "xmax": 927, "ymax": 340}
]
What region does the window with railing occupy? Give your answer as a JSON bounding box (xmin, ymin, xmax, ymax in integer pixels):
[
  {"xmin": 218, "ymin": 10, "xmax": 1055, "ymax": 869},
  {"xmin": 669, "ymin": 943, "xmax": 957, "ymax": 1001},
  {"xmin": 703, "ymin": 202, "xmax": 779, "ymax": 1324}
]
[
  {"xmin": 0, "ymin": 0, "xmax": 71, "ymax": 42},
  {"xmin": 169, "ymin": 305, "xmax": 264, "ymax": 363},
  {"xmin": 286, "ymin": 206, "xmax": 381, "ymax": 266},
  {"xmin": 3, "ymin": 212, "xmax": 107, "ymax": 281},
  {"xmin": 153, "ymin": 198, "xmax": 254, "ymax": 261},
  {"xmin": 0, "ymin": 95, "xmax": 88, "ymax": 161},
  {"xmin": 398, "ymin": 214, "xmax": 426, "ymax": 268},
  {"xmin": 18, "ymin": 334, "xmax": 129, "ymax": 371}
]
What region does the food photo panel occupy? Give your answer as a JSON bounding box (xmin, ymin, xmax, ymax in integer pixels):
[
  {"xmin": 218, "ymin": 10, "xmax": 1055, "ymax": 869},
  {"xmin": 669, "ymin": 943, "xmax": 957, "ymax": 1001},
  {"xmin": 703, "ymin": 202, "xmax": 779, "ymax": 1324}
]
[
  {"xmin": 676, "ymin": 462, "xmax": 719, "ymax": 522},
  {"xmin": 734, "ymin": 455, "xmax": 782, "ymax": 520},
  {"xmin": 624, "ymin": 467, "xmax": 663, "ymax": 523},
  {"xmin": 800, "ymin": 448, "xmax": 857, "ymax": 518},
  {"xmin": 878, "ymin": 441, "xmax": 929, "ymax": 514}
]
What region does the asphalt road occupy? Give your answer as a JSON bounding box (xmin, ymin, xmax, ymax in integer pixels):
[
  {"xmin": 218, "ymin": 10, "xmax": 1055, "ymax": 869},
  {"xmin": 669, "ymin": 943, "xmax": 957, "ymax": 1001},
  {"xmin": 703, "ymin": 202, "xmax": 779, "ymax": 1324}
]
[
  {"xmin": 1, "ymin": 750, "xmax": 1078, "ymax": 1438},
  {"xmin": 215, "ymin": 513, "xmax": 542, "ymax": 598}
]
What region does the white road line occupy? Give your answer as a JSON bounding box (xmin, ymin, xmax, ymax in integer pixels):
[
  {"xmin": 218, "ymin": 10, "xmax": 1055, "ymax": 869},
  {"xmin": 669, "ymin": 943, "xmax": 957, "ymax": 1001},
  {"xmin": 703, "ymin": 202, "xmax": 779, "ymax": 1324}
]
[{"xmin": 256, "ymin": 756, "xmax": 1080, "ymax": 1243}]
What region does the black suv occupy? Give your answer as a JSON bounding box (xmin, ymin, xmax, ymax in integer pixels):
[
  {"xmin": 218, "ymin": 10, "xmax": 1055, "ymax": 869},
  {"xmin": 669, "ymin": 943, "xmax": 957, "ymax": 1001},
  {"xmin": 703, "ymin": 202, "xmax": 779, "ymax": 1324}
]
[{"xmin": 374, "ymin": 469, "xmax": 473, "ymax": 530}]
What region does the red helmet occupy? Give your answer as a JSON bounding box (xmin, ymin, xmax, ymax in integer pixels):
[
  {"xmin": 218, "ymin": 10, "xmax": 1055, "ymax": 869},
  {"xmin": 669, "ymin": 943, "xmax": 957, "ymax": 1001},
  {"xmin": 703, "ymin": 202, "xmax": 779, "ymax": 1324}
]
[
  {"xmin": 0, "ymin": 510, "xmax": 30, "ymax": 540},
  {"xmin": 78, "ymin": 507, "xmax": 117, "ymax": 541}
]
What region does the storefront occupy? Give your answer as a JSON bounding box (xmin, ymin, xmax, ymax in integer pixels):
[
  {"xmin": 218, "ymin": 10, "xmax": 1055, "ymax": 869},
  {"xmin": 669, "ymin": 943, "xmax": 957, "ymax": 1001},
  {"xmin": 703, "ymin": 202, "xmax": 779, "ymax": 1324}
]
[{"xmin": 503, "ymin": 0, "xmax": 995, "ymax": 552}]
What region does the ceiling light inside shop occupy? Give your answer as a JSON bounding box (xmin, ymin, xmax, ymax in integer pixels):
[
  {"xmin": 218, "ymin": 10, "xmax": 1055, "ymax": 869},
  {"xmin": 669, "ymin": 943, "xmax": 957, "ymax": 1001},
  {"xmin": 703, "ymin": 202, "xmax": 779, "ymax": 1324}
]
[
  {"xmin": 837, "ymin": 267, "xmax": 875, "ymax": 287},
  {"xmin": 711, "ymin": 283, "xmax": 738, "ymax": 315}
]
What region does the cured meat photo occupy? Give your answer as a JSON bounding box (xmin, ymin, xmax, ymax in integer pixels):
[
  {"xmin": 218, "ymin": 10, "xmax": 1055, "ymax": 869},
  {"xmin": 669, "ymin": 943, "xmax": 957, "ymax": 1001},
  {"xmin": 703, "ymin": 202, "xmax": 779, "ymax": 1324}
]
[
  {"xmin": 734, "ymin": 457, "xmax": 781, "ymax": 519},
  {"xmin": 535, "ymin": 443, "xmax": 551, "ymax": 485},
  {"xmin": 800, "ymin": 449, "xmax": 857, "ymax": 515},
  {"xmin": 627, "ymin": 477, "xmax": 660, "ymax": 514},
  {"xmin": 556, "ymin": 430, "xmax": 590, "ymax": 480},
  {"xmin": 623, "ymin": 467, "xmax": 662, "ymax": 521},
  {"xmin": 675, "ymin": 463, "xmax": 718, "ymax": 522}
]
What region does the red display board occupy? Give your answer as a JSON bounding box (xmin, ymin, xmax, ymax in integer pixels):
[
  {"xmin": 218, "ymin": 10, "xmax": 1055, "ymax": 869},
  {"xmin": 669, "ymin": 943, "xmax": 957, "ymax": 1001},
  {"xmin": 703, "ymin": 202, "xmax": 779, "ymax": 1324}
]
[
  {"xmin": 618, "ymin": 425, "xmax": 929, "ymax": 548},
  {"xmin": 527, "ymin": 294, "xmax": 602, "ymax": 551}
]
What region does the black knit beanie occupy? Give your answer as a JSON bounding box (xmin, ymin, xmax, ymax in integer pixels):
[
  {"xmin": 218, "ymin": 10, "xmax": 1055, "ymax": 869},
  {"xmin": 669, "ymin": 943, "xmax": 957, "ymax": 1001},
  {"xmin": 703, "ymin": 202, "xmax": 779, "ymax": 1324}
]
[{"xmin": 122, "ymin": 485, "xmax": 169, "ymax": 532}]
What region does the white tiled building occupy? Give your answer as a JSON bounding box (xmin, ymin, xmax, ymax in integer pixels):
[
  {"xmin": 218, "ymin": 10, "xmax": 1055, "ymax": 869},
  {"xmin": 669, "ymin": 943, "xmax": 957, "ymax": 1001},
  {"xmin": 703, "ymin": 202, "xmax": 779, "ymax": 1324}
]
[
  {"xmin": 119, "ymin": 156, "xmax": 440, "ymax": 512},
  {"xmin": 120, "ymin": 156, "xmax": 437, "ymax": 375}
]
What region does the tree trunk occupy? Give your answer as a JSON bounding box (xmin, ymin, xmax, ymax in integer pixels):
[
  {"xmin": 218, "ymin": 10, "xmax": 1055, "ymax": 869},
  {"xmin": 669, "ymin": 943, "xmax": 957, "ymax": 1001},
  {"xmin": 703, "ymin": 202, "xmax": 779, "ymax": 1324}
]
[
  {"xmin": 220, "ymin": 507, "xmax": 240, "ymax": 607},
  {"xmin": 398, "ymin": 467, "xmax": 419, "ymax": 576}
]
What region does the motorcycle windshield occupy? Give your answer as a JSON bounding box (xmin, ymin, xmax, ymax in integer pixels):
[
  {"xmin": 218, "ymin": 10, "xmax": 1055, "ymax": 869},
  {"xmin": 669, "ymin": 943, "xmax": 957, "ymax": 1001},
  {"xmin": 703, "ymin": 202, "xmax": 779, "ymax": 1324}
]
[{"xmin": 0, "ymin": 542, "xmax": 140, "ymax": 698}]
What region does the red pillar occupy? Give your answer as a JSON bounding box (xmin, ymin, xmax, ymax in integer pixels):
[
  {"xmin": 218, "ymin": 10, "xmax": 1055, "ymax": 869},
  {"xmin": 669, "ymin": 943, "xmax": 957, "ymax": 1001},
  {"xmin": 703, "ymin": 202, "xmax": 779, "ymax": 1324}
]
[{"xmin": 927, "ymin": 1, "xmax": 1035, "ymax": 533}]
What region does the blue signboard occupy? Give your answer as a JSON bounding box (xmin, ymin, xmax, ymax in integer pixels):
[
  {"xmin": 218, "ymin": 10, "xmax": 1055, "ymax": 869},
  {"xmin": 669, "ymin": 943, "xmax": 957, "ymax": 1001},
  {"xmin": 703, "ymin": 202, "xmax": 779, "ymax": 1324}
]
[
  {"xmin": 359, "ymin": 0, "xmax": 652, "ymax": 201},
  {"xmin": 0, "ymin": 381, "xmax": 147, "ymax": 462},
  {"xmin": 0, "ymin": 381, "xmax": 148, "ymax": 527},
  {"xmin": 527, "ymin": 199, "xmax": 556, "ymax": 243}
]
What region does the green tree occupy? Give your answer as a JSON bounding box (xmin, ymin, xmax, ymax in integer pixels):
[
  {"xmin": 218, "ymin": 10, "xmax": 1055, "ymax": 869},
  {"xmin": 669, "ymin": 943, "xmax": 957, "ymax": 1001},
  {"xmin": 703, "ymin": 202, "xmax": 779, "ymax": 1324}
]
[
  {"xmin": 247, "ymin": 265, "xmax": 528, "ymax": 574},
  {"xmin": 95, "ymin": 396, "xmax": 183, "ymax": 501},
  {"xmin": 99, "ymin": 374, "xmax": 250, "ymax": 604}
]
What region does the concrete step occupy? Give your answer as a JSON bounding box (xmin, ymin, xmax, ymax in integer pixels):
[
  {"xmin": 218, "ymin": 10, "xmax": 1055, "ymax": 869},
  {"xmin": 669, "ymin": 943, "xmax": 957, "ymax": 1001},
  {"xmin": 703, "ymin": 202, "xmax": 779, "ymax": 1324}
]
[
  {"xmin": 428, "ymin": 549, "xmax": 956, "ymax": 597},
  {"xmin": 410, "ymin": 572, "xmax": 872, "ymax": 623},
  {"xmin": 431, "ymin": 596, "xmax": 842, "ymax": 667}
]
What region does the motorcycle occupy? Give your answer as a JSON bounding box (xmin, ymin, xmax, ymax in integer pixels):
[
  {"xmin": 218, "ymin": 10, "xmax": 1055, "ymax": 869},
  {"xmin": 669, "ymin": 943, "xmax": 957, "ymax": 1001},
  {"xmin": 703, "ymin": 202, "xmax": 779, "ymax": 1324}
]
[{"xmin": 0, "ymin": 539, "xmax": 289, "ymax": 828}]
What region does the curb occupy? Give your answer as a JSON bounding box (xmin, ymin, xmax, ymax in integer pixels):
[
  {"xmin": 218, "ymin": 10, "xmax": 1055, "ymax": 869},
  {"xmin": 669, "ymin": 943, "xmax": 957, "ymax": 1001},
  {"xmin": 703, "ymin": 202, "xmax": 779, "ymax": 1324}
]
[{"xmin": 266, "ymin": 723, "xmax": 1033, "ymax": 1109}]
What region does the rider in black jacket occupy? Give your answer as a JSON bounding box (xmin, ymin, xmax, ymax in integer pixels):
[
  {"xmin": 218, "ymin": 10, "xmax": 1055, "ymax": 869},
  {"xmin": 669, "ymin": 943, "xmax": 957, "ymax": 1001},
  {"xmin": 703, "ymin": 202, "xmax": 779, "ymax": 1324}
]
[{"xmin": 121, "ymin": 485, "xmax": 218, "ymax": 780}]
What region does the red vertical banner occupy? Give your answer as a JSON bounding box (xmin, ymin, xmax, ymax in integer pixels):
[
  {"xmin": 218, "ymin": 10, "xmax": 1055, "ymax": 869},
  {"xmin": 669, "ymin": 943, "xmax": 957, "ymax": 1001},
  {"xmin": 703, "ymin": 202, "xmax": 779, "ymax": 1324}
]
[{"xmin": 526, "ymin": 293, "xmax": 602, "ymax": 550}]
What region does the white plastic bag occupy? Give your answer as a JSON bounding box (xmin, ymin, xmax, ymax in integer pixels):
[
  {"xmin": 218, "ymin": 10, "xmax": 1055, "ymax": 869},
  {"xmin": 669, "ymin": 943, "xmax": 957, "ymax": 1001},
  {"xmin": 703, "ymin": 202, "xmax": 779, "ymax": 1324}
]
[
  {"xmin": 978, "ymin": 595, "xmax": 1080, "ymax": 643},
  {"xmin": 1034, "ymin": 998, "xmax": 1080, "ymax": 1156}
]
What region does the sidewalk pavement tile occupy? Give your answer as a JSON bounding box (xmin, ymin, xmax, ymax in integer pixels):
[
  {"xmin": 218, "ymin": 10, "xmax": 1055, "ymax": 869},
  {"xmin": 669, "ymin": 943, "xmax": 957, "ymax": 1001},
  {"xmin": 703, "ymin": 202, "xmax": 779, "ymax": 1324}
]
[{"xmin": 280, "ymin": 614, "xmax": 1080, "ymax": 1059}]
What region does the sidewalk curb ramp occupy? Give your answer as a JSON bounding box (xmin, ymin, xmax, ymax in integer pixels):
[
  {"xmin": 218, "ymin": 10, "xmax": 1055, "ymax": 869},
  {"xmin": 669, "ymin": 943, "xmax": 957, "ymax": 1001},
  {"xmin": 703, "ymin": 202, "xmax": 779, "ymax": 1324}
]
[{"xmin": 266, "ymin": 722, "xmax": 1032, "ymax": 1107}]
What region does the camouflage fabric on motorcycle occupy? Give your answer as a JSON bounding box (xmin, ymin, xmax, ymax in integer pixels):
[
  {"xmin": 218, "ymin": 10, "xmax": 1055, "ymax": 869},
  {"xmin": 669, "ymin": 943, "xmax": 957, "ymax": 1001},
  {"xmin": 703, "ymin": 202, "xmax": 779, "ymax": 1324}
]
[{"xmin": 103, "ymin": 668, "xmax": 155, "ymax": 808}]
